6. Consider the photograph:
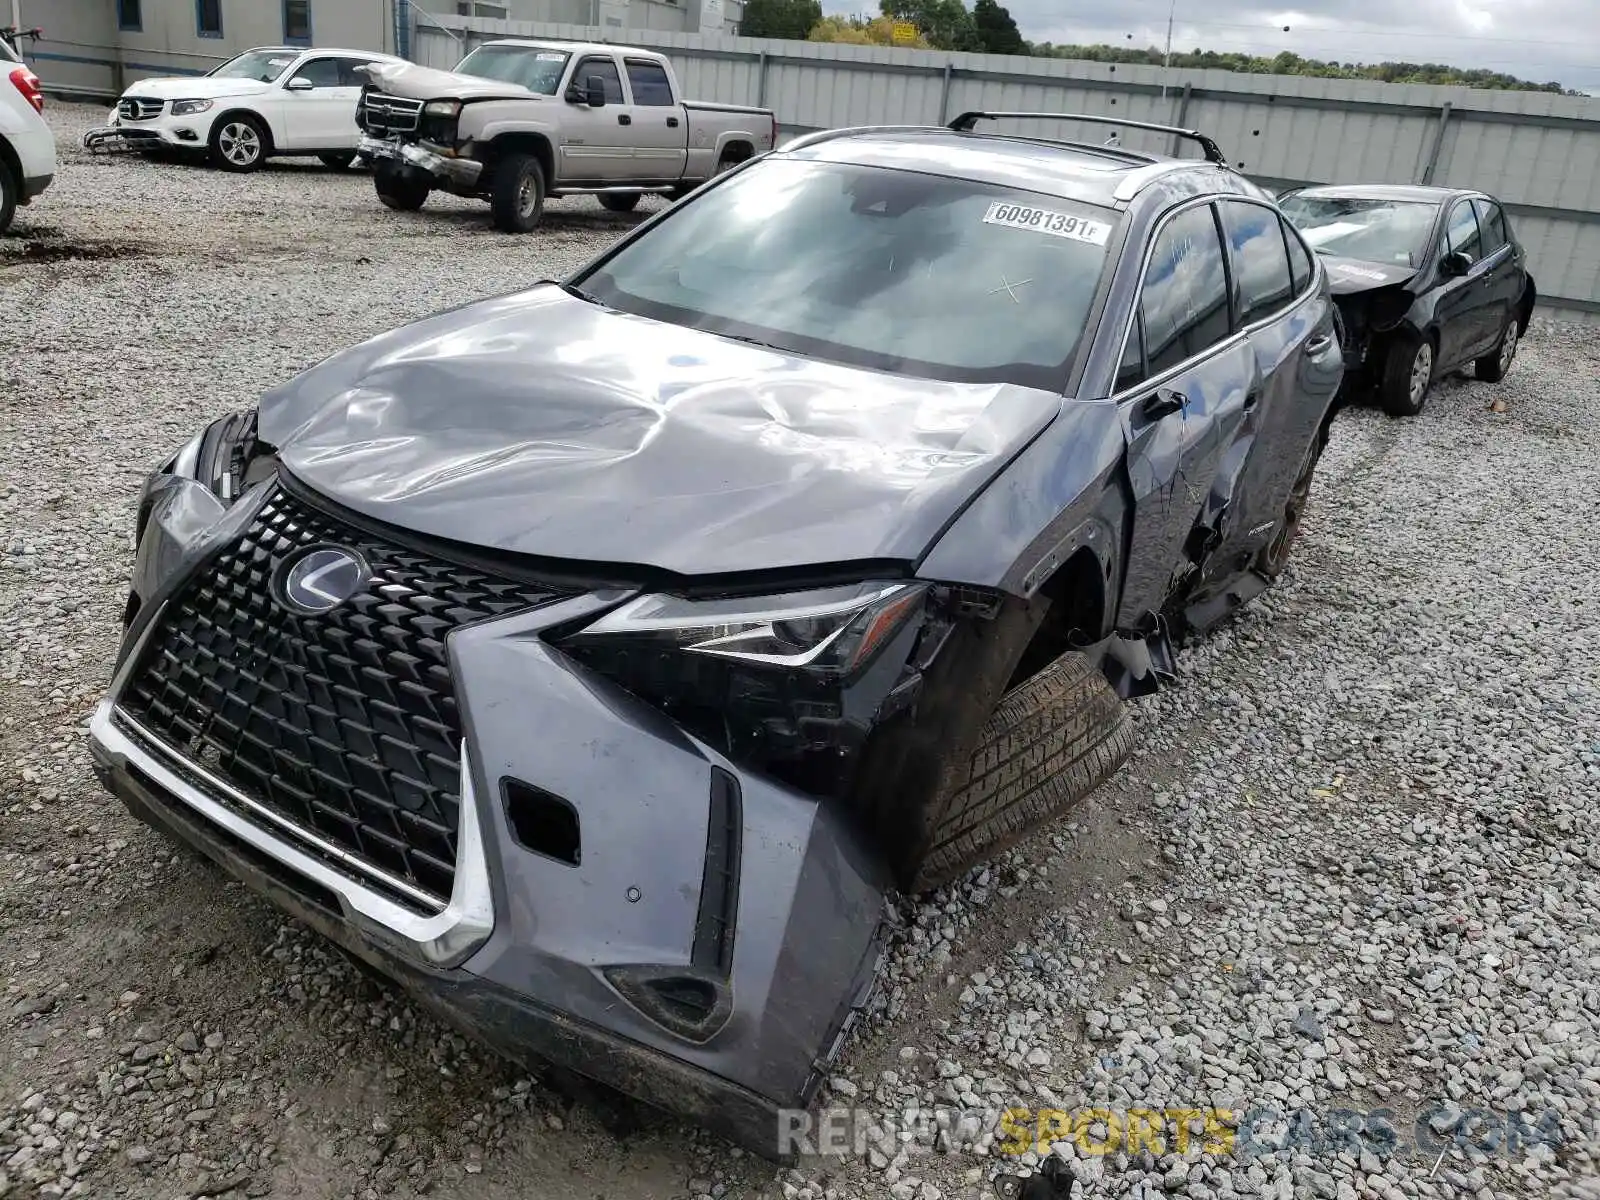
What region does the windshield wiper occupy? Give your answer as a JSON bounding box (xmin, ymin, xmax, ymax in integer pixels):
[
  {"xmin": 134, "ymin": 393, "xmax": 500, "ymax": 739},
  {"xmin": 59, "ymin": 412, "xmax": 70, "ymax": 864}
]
[
  {"xmin": 550, "ymin": 281, "xmax": 598, "ymax": 304},
  {"xmin": 715, "ymin": 331, "xmax": 792, "ymax": 354}
]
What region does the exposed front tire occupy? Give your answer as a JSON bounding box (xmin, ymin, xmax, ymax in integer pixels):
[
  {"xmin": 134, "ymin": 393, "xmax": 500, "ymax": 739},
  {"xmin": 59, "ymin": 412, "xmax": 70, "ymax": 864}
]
[
  {"xmin": 911, "ymin": 651, "xmax": 1133, "ymax": 894},
  {"xmin": 490, "ymin": 152, "xmax": 545, "ymax": 233},
  {"xmin": 208, "ymin": 115, "xmax": 270, "ymax": 173},
  {"xmin": 319, "ymin": 152, "xmax": 357, "ymax": 171},
  {"xmin": 854, "ymin": 596, "xmax": 1133, "ymax": 895},
  {"xmin": 0, "ymin": 160, "xmax": 16, "ymax": 234},
  {"xmin": 1474, "ymin": 313, "xmax": 1520, "ymax": 383},
  {"xmin": 1379, "ymin": 333, "xmax": 1435, "ymax": 417},
  {"xmin": 373, "ymin": 162, "xmax": 429, "ymax": 212},
  {"xmin": 597, "ymin": 192, "xmax": 642, "ymax": 214}
]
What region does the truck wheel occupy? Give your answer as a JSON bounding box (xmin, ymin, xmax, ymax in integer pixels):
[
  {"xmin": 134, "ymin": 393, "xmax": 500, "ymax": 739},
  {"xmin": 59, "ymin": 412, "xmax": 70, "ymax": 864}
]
[
  {"xmin": 373, "ymin": 162, "xmax": 429, "ymax": 212},
  {"xmin": 0, "ymin": 160, "xmax": 16, "ymax": 235},
  {"xmin": 209, "ymin": 114, "xmax": 270, "ymax": 172},
  {"xmin": 490, "ymin": 152, "xmax": 546, "ymax": 233},
  {"xmin": 319, "ymin": 152, "xmax": 357, "ymax": 171},
  {"xmin": 597, "ymin": 192, "xmax": 641, "ymax": 214}
]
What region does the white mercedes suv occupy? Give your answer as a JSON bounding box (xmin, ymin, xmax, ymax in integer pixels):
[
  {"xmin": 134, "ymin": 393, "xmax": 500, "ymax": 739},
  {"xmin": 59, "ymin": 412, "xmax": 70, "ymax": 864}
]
[
  {"xmin": 0, "ymin": 35, "xmax": 54, "ymax": 232},
  {"xmin": 85, "ymin": 45, "xmax": 406, "ymax": 172}
]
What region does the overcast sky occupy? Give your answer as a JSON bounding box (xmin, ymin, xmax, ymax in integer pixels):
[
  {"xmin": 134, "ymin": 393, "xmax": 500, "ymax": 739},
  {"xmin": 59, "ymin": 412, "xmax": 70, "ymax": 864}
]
[{"xmin": 824, "ymin": 1, "xmax": 1600, "ymax": 93}]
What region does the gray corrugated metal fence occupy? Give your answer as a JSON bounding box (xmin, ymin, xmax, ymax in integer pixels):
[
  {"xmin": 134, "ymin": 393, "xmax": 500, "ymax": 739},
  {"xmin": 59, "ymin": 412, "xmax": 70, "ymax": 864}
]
[{"xmin": 421, "ymin": 15, "xmax": 1600, "ymax": 320}]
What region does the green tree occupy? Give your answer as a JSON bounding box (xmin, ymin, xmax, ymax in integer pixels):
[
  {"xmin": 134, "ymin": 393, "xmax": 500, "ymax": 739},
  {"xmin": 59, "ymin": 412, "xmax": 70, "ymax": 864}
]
[
  {"xmin": 1023, "ymin": 40, "xmax": 1574, "ymax": 94},
  {"xmin": 809, "ymin": 15, "xmax": 932, "ymax": 47},
  {"xmin": 879, "ymin": 0, "xmax": 980, "ymax": 51},
  {"xmin": 740, "ymin": 0, "xmax": 823, "ymax": 40},
  {"xmin": 972, "ymin": 0, "xmax": 1026, "ymax": 55}
]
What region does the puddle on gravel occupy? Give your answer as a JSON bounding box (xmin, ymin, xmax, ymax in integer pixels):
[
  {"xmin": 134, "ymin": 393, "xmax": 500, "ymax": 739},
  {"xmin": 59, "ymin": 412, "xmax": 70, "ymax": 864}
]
[{"xmin": 0, "ymin": 237, "xmax": 149, "ymax": 264}]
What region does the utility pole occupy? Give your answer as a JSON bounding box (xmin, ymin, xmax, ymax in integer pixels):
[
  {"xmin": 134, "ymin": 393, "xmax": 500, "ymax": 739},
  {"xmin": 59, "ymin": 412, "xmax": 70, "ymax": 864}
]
[{"xmin": 1160, "ymin": 0, "xmax": 1175, "ymax": 100}]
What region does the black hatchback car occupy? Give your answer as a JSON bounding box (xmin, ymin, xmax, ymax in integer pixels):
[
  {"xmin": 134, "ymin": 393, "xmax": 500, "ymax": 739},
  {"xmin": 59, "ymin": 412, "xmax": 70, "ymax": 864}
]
[
  {"xmin": 90, "ymin": 110, "xmax": 1343, "ymax": 1155},
  {"xmin": 1280, "ymin": 184, "xmax": 1537, "ymax": 416}
]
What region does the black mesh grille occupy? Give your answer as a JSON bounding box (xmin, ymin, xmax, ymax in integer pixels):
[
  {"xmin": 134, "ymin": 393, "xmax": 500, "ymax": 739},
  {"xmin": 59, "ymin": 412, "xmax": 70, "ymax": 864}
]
[{"xmin": 120, "ymin": 488, "xmax": 569, "ymax": 907}]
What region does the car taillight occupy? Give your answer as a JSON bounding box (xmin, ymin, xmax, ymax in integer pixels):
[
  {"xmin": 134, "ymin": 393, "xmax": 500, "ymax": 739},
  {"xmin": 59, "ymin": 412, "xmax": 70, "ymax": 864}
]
[{"xmin": 9, "ymin": 67, "xmax": 43, "ymax": 114}]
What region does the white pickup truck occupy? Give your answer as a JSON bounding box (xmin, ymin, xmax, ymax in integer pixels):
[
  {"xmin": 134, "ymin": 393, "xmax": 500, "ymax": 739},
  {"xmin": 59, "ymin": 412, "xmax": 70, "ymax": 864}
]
[{"xmin": 354, "ymin": 39, "xmax": 778, "ymax": 232}]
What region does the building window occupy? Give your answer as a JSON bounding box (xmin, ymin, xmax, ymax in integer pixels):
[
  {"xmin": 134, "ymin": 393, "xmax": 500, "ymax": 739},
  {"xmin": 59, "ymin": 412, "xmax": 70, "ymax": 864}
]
[
  {"xmin": 196, "ymin": 0, "xmax": 222, "ymax": 38},
  {"xmin": 118, "ymin": 0, "xmax": 143, "ymax": 32},
  {"xmin": 283, "ymin": 0, "xmax": 313, "ymax": 45},
  {"xmin": 455, "ymin": 1, "xmax": 509, "ymax": 16}
]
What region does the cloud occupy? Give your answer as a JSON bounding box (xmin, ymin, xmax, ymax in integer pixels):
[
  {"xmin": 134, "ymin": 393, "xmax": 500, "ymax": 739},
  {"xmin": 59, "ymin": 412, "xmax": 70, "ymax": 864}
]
[{"xmin": 822, "ymin": 0, "xmax": 1600, "ymax": 91}]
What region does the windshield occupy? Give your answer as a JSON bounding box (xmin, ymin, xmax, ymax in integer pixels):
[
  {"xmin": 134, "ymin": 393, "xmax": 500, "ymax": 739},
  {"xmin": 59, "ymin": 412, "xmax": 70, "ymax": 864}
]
[
  {"xmin": 208, "ymin": 49, "xmax": 299, "ymax": 83},
  {"xmin": 1280, "ymin": 195, "xmax": 1439, "ymax": 268},
  {"xmin": 577, "ymin": 159, "xmax": 1119, "ymax": 390},
  {"xmin": 455, "ymin": 45, "xmax": 570, "ymax": 94}
]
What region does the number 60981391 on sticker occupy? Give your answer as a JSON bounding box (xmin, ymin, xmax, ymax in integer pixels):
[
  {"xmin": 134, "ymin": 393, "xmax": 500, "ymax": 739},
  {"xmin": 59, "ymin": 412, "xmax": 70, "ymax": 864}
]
[{"xmin": 983, "ymin": 201, "xmax": 1113, "ymax": 246}]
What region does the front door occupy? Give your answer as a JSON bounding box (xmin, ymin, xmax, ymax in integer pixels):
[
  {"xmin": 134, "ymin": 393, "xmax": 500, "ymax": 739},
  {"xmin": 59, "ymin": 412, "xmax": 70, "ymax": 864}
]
[
  {"xmin": 559, "ymin": 55, "xmax": 635, "ymax": 183},
  {"xmin": 1434, "ymin": 198, "xmax": 1494, "ymax": 367},
  {"xmin": 1116, "ymin": 202, "xmax": 1254, "ymax": 626}
]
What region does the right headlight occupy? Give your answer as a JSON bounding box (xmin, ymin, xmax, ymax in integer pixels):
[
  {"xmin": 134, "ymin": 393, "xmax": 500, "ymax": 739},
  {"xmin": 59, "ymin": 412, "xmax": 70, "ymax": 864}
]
[
  {"xmin": 138, "ymin": 410, "xmax": 273, "ymax": 546},
  {"xmin": 560, "ymin": 582, "xmax": 927, "ymax": 676}
]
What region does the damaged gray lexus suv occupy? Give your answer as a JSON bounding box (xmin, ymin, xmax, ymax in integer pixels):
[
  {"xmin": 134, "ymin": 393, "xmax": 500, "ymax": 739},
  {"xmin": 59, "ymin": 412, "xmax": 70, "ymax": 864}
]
[{"xmin": 88, "ymin": 111, "xmax": 1344, "ymax": 1156}]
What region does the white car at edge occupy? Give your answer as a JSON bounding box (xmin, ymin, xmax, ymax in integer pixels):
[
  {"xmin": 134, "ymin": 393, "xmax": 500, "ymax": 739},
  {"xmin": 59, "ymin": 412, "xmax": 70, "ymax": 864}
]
[
  {"xmin": 0, "ymin": 34, "xmax": 54, "ymax": 231},
  {"xmin": 86, "ymin": 45, "xmax": 407, "ymax": 172}
]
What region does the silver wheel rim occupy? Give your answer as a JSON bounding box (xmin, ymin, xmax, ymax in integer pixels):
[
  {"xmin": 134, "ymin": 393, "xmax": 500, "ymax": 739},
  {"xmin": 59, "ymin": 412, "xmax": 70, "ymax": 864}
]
[
  {"xmin": 517, "ymin": 174, "xmax": 538, "ymax": 218},
  {"xmin": 1499, "ymin": 322, "xmax": 1518, "ymax": 371},
  {"xmin": 1410, "ymin": 342, "xmax": 1433, "ymax": 405},
  {"xmin": 219, "ymin": 123, "xmax": 260, "ymax": 166}
]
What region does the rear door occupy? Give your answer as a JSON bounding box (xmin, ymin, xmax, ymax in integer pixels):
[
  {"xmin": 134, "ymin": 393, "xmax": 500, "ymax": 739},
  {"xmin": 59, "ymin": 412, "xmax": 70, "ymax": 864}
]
[
  {"xmin": 1472, "ymin": 198, "xmax": 1520, "ymax": 342},
  {"xmin": 1115, "ymin": 201, "xmax": 1256, "ymax": 626},
  {"xmin": 622, "ymin": 57, "xmax": 688, "ymax": 182},
  {"xmin": 559, "ymin": 54, "xmax": 635, "ymax": 182},
  {"xmin": 1200, "ymin": 200, "xmax": 1341, "ymax": 577},
  {"xmin": 281, "ymin": 55, "xmax": 351, "ymax": 149}
]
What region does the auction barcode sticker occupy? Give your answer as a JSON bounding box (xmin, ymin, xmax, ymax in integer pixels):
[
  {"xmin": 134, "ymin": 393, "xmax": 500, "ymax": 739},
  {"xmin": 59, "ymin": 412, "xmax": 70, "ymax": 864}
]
[{"xmin": 983, "ymin": 202, "xmax": 1112, "ymax": 246}]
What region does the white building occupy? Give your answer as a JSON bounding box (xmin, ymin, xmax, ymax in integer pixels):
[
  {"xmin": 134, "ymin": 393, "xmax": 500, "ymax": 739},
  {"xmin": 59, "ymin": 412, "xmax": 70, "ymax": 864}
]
[{"xmin": 19, "ymin": 0, "xmax": 740, "ymax": 99}]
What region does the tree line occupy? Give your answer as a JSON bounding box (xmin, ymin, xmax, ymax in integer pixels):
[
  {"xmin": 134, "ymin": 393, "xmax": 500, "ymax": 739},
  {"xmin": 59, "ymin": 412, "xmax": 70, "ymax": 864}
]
[{"xmin": 738, "ymin": 0, "xmax": 1576, "ymax": 94}]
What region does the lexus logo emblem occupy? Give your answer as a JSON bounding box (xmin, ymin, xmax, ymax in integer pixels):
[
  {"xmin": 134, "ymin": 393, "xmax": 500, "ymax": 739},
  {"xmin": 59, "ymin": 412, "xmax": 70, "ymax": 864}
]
[{"xmin": 278, "ymin": 547, "xmax": 369, "ymax": 614}]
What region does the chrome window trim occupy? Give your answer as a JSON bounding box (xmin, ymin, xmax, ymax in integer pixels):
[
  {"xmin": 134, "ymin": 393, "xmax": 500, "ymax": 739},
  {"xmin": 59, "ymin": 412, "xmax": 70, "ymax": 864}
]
[{"xmin": 1109, "ymin": 194, "xmax": 1325, "ymax": 404}]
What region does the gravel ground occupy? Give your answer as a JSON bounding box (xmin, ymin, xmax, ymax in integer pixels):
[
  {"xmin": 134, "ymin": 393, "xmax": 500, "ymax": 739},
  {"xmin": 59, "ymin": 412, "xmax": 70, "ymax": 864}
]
[{"xmin": 2, "ymin": 104, "xmax": 1597, "ymax": 1200}]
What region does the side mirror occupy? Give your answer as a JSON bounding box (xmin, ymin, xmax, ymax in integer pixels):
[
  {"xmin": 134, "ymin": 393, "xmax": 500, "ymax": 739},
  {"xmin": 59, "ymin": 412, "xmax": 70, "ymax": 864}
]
[
  {"xmin": 1440, "ymin": 250, "xmax": 1472, "ymax": 277},
  {"xmin": 566, "ymin": 76, "xmax": 606, "ymax": 107},
  {"xmin": 285, "ymin": 76, "xmax": 314, "ymax": 92}
]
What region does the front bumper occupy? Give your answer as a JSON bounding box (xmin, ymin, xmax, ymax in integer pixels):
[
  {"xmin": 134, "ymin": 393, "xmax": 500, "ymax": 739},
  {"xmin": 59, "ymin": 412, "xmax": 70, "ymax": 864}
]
[
  {"xmin": 89, "ymin": 477, "xmax": 889, "ymax": 1159},
  {"xmin": 83, "ymin": 112, "xmax": 206, "ymax": 153},
  {"xmin": 357, "ymin": 134, "xmax": 483, "ymax": 187}
]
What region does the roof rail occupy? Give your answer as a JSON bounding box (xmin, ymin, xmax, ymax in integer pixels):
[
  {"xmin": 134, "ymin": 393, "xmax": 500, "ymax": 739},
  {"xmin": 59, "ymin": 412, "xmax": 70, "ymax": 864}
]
[{"xmin": 948, "ymin": 111, "xmax": 1227, "ymax": 167}]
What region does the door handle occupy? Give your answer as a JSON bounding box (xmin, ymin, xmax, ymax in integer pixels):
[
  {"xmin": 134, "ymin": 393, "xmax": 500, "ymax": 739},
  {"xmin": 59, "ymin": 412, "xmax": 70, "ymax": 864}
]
[
  {"xmin": 666, "ymin": 116, "xmax": 679, "ymax": 127},
  {"xmin": 617, "ymin": 113, "xmax": 632, "ymax": 126},
  {"xmin": 1142, "ymin": 388, "xmax": 1186, "ymax": 420},
  {"xmin": 1305, "ymin": 334, "xmax": 1333, "ymax": 355}
]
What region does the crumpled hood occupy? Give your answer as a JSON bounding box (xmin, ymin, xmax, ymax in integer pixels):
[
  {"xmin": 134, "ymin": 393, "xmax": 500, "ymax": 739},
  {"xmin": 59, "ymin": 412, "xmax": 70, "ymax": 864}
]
[
  {"xmin": 1321, "ymin": 254, "xmax": 1419, "ymax": 296},
  {"xmin": 257, "ymin": 287, "xmax": 1063, "ymax": 578},
  {"xmin": 119, "ymin": 77, "xmax": 274, "ymax": 101},
  {"xmin": 357, "ymin": 60, "xmax": 537, "ymax": 103}
]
